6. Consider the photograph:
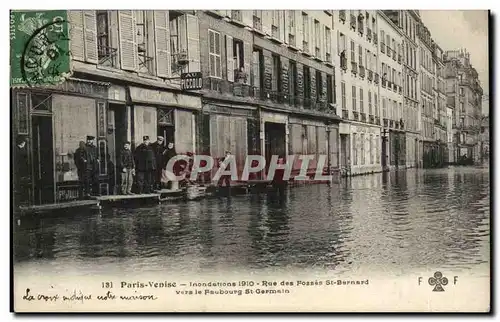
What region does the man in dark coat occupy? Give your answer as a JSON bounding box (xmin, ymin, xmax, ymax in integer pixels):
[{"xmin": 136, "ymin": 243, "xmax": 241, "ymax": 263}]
[
  {"xmin": 162, "ymin": 141, "xmax": 177, "ymax": 189},
  {"xmin": 134, "ymin": 136, "xmax": 156, "ymax": 194},
  {"xmin": 150, "ymin": 136, "xmax": 166, "ymax": 190},
  {"xmin": 85, "ymin": 135, "xmax": 100, "ymax": 196},
  {"xmin": 14, "ymin": 135, "xmax": 30, "ymax": 207},
  {"xmin": 74, "ymin": 141, "xmax": 88, "ymax": 198},
  {"xmin": 119, "ymin": 141, "xmax": 135, "ymax": 195}
]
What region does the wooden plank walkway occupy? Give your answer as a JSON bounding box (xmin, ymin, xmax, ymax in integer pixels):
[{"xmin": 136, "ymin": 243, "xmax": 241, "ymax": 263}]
[
  {"xmin": 17, "ymin": 200, "xmax": 101, "ymax": 216},
  {"xmin": 94, "ymin": 193, "xmax": 160, "ymax": 202}
]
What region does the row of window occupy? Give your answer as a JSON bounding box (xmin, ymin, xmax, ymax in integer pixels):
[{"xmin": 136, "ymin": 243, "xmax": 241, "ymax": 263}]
[
  {"xmin": 340, "ymin": 82, "xmax": 379, "ymax": 116},
  {"xmin": 398, "ymin": 11, "xmax": 417, "ymax": 43},
  {"xmin": 402, "ymin": 40, "xmax": 417, "ymax": 70},
  {"xmin": 421, "ymin": 72, "xmax": 435, "ymax": 95},
  {"xmin": 404, "ymin": 74, "xmax": 418, "ymax": 100},
  {"xmin": 352, "ymin": 133, "xmax": 381, "ymax": 166},
  {"xmin": 381, "ymin": 97, "xmax": 403, "ymax": 121},
  {"xmin": 208, "ymin": 28, "xmax": 334, "ymax": 105},
  {"xmin": 381, "ymin": 63, "xmax": 402, "ymax": 86}
]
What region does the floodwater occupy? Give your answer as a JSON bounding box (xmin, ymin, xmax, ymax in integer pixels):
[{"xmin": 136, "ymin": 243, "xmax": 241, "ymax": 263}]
[{"xmin": 13, "ymin": 167, "xmax": 490, "ymax": 277}]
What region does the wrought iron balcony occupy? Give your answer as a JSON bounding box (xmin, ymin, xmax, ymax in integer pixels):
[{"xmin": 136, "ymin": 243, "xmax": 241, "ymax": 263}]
[
  {"xmin": 350, "ymin": 15, "xmax": 356, "ymax": 30},
  {"xmin": 367, "ymin": 69, "xmax": 373, "ymax": 81},
  {"xmin": 360, "ymin": 112, "xmax": 367, "ymax": 122},
  {"xmin": 253, "ymin": 16, "xmax": 262, "ymax": 31},
  {"xmin": 231, "ymin": 10, "xmax": 242, "ymax": 22},
  {"xmin": 339, "ymin": 10, "xmax": 346, "ymax": 23},
  {"xmin": 351, "ymin": 61, "xmax": 358, "ymax": 74},
  {"xmin": 342, "ymin": 109, "xmax": 349, "ymax": 119},
  {"xmin": 97, "ymin": 44, "xmax": 117, "ymax": 67},
  {"xmin": 352, "ymin": 110, "xmax": 359, "ymax": 121},
  {"xmin": 340, "ymin": 55, "xmax": 348, "ymax": 71},
  {"xmin": 359, "ymin": 65, "xmax": 365, "ymax": 78},
  {"xmin": 369, "ymin": 114, "xmax": 375, "ymax": 124}
]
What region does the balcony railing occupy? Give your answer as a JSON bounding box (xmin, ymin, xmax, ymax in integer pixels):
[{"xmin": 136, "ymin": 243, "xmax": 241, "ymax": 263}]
[
  {"xmin": 253, "ymin": 16, "xmax": 262, "ymax": 30},
  {"xmin": 340, "ymin": 56, "xmax": 348, "ymax": 71},
  {"xmin": 360, "ymin": 112, "xmax": 366, "ymax": 122},
  {"xmin": 351, "ymin": 61, "xmax": 358, "ymax": 74},
  {"xmin": 352, "ymin": 110, "xmax": 359, "ymax": 121},
  {"xmin": 231, "ymin": 10, "xmax": 242, "ymax": 21},
  {"xmin": 373, "ymin": 33, "xmax": 378, "ymax": 45},
  {"xmin": 350, "ymin": 14, "xmax": 356, "ymax": 30},
  {"xmin": 359, "ymin": 65, "xmax": 365, "ymax": 78},
  {"xmin": 383, "ymin": 118, "xmax": 388, "ymax": 127},
  {"xmin": 374, "ymin": 73, "xmax": 379, "ymax": 84},
  {"xmin": 97, "ymin": 44, "xmax": 117, "ymax": 67},
  {"xmin": 367, "ymin": 69, "xmax": 373, "ymax": 81},
  {"xmin": 339, "ymin": 10, "xmax": 346, "ymax": 23},
  {"xmin": 342, "ymin": 109, "xmax": 349, "ymax": 119},
  {"xmin": 367, "ymin": 28, "xmax": 372, "ymax": 41},
  {"xmin": 381, "ymin": 42, "xmax": 385, "ymax": 53}
]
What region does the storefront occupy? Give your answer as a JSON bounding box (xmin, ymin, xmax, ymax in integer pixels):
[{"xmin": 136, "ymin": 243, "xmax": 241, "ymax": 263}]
[
  {"xmin": 128, "ymin": 86, "xmax": 202, "ymax": 155},
  {"xmin": 12, "ymin": 78, "xmax": 113, "ymax": 205},
  {"xmin": 199, "ymin": 100, "xmax": 259, "ymax": 180}
]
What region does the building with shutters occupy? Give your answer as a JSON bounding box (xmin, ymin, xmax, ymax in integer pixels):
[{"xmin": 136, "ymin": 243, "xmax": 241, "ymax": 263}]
[
  {"xmin": 196, "ymin": 10, "xmax": 341, "ymax": 182},
  {"xmin": 377, "ymin": 11, "xmax": 405, "ymax": 171},
  {"xmin": 443, "ymin": 49, "xmax": 484, "ymax": 165},
  {"xmin": 11, "ymin": 9, "xmax": 203, "ymax": 205},
  {"xmin": 382, "ymin": 10, "xmax": 421, "ymax": 169},
  {"xmin": 335, "ymin": 10, "xmax": 383, "ymax": 176},
  {"xmin": 432, "ymin": 43, "xmax": 448, "ymax": 166},
  {"xmin": 417, "ymin": 22, "xmax": 438, "ymax": 168}
]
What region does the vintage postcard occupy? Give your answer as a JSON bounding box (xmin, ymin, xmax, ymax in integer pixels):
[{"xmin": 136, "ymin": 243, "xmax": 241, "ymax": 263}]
[{"xmin": 10, "ymin": 8, "xmax": 490, "ymax": 313}]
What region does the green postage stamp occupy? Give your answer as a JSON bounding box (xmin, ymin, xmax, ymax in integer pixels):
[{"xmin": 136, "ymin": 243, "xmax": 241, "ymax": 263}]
[{"xmin": 10, "ymin": 10, "xmax": 71, "ymax": 87}]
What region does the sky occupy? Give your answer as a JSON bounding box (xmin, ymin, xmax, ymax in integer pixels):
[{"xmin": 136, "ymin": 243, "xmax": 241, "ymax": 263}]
[{"xmin": 419, "ymin": 10, "xmax": 489, "ymax": 113}]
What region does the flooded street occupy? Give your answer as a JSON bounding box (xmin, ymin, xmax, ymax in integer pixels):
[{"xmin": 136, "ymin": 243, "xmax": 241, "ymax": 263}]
[{"xmin": 13, "ymin": 167, "xmax": 490, "ymax": 277}]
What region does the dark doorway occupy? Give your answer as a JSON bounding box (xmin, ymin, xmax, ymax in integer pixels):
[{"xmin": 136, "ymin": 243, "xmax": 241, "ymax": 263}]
[
  {"xmin": 31, "ymin": 115, "xmax": 54, "ymax": 205},
  {"xmin": 264, "ymin": 122, "xmax": 286, "ymax": 167},
  {"xmin": 158, "ymin": 125, "xmax": 175, "ymax": 146},
  {"xmin": 381, "ymin": 135, "xmax": 387, "ymax": 169}
]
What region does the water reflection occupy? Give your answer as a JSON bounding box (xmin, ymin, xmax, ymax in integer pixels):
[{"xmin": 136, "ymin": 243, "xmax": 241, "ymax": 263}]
[{"xmin": 14, "ymin": 168, "xmax": 490, "ymax": 275}]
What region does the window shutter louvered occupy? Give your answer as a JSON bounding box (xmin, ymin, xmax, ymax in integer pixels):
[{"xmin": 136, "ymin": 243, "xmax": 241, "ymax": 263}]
[
  {"xmin": 68, "ymin": 10, "xmax": 85, "ymax": 62},
  {"xmin": 295, "ymin": 11, "xmax": 303, "ymax": 49},
  {"xmin": 83, "ymin": 11, "xmax": 98, "ymax": 64},
  {"xmin": 243, "ymin": 42, "xmax": 251, "ymax": 84},
  {"xmin": 186, "ymin": 14, "xmax": 200, "ymax": 72},
  {"xmin": 226, "ymin": 35, "xmax": 234, "ymax": 82},
  {"xmin": 118, "ymin": 10, "xmax": 137, "ymax": 71},
  {"xmin": 154, "ymin": 10, "xmax": 171, "ymax": 78}
]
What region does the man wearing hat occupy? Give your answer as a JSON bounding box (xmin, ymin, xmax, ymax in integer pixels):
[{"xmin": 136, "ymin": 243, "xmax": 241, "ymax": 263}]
[
  {"xmin": 134, "ymin": 135, "xmax": 156, "ymax": 194},
  {"xmin": 150, "ymin": 136, "xmax": 166, "ymax": 190},
  {"xmin": 85, "ymin": 135, "xmax": 100, "ymax": 196},
  {"xmin": 14, "ymin": 135, "xmax": 30, "ymax": 207}
]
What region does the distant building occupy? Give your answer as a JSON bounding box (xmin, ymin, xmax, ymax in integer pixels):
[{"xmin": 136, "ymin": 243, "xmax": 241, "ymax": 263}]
[{"xmin": 443, "ymin": 49, "xmax": 483, "ymax": 164}]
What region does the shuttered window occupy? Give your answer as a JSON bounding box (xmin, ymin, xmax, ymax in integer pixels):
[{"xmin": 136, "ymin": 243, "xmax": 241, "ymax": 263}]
[
  {"xmin": 209, "ymin": 29, "xmax": 222, "ymax": 78},
  {"xmin": 69, "ymin": 10, "xmax": 98, "ymax": 64},
  {"xmin": 154, "ymin": 10, "xmax": 171, "ymax": 77},
  {"xmin": 118, "ymin": 10, "xmax": 137, "ymax": 71}
]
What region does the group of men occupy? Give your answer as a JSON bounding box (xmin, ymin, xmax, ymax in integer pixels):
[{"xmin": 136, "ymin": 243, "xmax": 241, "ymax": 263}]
[
  {"xmin": 75, "ymin": 135, "xmax": 177, "ymax": 197},
  {"xmin": 118, "ymin": 135, "xmax": 177, "ymax": 195}
]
